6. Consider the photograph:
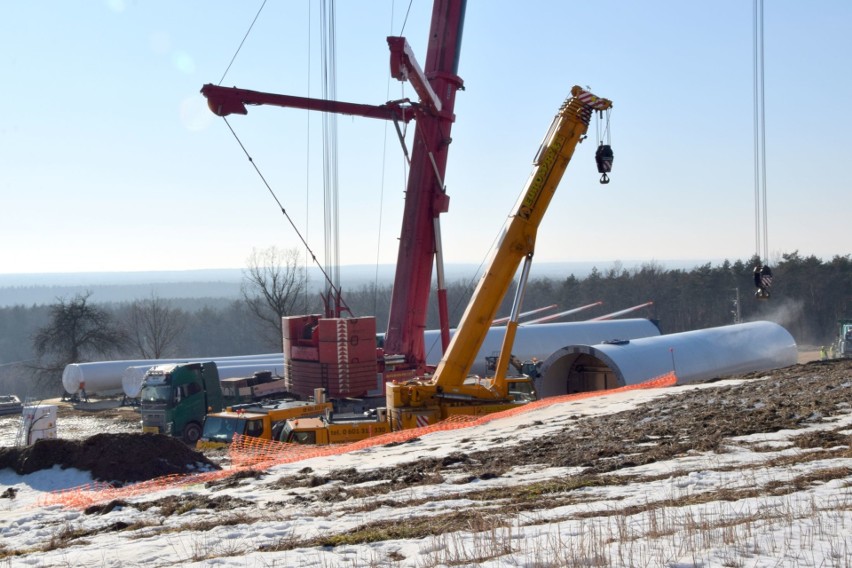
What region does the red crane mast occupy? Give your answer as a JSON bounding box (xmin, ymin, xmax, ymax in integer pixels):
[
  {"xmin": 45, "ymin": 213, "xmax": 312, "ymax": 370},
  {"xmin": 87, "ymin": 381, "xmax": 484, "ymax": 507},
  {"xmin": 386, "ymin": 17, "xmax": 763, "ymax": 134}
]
[{"xmin": 201, "ymin": 0, "xmax": 465, "ymax": 380}]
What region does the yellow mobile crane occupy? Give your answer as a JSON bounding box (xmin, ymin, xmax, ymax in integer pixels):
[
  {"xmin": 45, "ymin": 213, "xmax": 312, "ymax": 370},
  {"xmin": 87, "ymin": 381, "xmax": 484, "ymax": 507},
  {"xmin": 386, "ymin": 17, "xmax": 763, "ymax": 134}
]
[{"xmin": 386, "ymin": 86, "xmax": 613, "ymax": 430}]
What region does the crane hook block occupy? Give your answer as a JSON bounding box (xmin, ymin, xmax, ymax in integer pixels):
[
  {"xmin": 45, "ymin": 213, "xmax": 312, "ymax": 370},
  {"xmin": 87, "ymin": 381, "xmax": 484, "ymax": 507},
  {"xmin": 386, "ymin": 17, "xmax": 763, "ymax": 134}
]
[
  {"xmin": 753, "ymin": 264, "xmax": 773, "ymax": 300},
  {"xmin": 595, "ymin": 144, "xmax": 614, "ymax": 185}
]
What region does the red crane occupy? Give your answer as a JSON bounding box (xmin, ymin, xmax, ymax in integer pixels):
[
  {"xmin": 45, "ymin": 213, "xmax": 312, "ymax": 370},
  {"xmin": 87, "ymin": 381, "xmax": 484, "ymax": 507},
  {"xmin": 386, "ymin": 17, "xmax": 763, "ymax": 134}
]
[{"xmin": 201, "ymin": 0, "xmax": 465, "ymax": 387}]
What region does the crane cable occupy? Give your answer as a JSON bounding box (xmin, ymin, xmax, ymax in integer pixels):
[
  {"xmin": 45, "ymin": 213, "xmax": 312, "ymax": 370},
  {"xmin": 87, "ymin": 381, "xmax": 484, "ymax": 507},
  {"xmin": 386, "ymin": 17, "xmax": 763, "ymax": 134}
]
[
  {"xmin": 752, "ymin": 0, "xmax": 773, "ymax": 299},
  {"xmin": 372, "ymin": 1, "xmax": 400, "ymax": 315},
  {"xmin": 321, "ymin": 0, "xmax": 340, "ymax": 293},
  {"xmin": 216, "ymin": 0, "xmax": 268, "ymax": 87},
  {"xmin": 211, "ymin": 1, "xmax": 351, "ymax": 313},
  {"xmin": 304, "ymin": 1, "xmax": 313, "ymax": 312},
  {"xmin": 595, "ymin": 107, "xmax": 612, "ymax": 149},
  {"xmin": 220, "ymin": 117, "xmax": 351, "ymax": 315},
  {"xmin": 754, "ymin": 0, "xmax": 768, "ymax": 262}
]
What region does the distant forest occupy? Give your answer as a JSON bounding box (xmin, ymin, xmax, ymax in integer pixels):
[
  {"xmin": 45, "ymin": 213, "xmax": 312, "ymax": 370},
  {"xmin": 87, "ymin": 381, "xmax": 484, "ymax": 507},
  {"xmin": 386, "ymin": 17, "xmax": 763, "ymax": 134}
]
[{"xmin": 1, "ymin": 252, "xmax": 849, "ymax": 398}]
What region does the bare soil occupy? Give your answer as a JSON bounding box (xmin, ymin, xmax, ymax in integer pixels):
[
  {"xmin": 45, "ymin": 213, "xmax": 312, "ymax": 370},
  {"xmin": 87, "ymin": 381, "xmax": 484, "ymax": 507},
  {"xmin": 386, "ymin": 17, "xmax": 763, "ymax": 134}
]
[
  {"xmin": 0, "ymin": 398, "xmax": 199, "ymax": 484},
  {"xmin": 272, "ymin": 359, "xmax": 852, "ymax": 500},
  {"xmin": 0, "ymin": 433, "xmax": 219, "ymax": 484}
]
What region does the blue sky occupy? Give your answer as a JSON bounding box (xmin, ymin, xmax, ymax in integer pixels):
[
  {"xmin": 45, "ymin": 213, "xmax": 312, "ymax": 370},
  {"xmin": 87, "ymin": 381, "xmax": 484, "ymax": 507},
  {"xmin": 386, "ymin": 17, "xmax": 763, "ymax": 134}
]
[{"xmin": 2, "ymin": 1, "xmax": 850, "ymax": 275}]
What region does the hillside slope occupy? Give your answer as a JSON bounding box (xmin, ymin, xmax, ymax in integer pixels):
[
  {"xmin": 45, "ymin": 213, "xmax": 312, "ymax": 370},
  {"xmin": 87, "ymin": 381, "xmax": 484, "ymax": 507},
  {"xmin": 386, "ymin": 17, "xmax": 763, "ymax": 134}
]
[{"xmin": 1, "ymin": 359, "xmax": 851, "ymax": 567}]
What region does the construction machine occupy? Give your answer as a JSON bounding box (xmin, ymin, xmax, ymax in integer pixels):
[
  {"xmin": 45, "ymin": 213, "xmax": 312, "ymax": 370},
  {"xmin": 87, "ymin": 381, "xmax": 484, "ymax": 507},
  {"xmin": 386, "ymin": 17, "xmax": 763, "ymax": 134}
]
[
  {"xmin": 197, "ymin": 397, "xmax": 333, "ymax": 449},
  {"xmin": 278, "ymin": 412, "xmax": 391, "ymax": 445},
  {"xmin": 386, "ymin": 86, "xmax": 613, "ymax": 430}
]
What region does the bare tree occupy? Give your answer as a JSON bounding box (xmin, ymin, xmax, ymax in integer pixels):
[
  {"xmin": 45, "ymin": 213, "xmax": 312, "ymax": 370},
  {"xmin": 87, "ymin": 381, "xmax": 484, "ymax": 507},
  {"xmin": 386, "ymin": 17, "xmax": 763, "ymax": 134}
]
[
  {"xmin": 242, "ymin": 246, "xmax": 308, "ymax": 349},
  {"xmin": 31, "ymin": 292, "xmax": 128, "ymax": 387},
  {"xmin": 126, "ymin": 293, "xmax": 187, "ymax": 358}
]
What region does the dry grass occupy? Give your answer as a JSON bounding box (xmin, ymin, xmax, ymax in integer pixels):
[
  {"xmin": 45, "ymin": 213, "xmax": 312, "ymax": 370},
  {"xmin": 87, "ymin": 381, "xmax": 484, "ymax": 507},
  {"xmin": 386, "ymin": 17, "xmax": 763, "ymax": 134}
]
[{"xmin": 261, "ymin": 509, "xmax": 508, "ymax": 553}]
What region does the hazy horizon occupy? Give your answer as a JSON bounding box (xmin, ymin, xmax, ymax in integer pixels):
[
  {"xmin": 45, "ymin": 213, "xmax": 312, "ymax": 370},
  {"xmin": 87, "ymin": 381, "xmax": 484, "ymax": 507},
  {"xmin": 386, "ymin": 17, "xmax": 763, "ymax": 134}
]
[{"xmin": 0, "ymin": 257, "xmax": 773, "ymax": 307}]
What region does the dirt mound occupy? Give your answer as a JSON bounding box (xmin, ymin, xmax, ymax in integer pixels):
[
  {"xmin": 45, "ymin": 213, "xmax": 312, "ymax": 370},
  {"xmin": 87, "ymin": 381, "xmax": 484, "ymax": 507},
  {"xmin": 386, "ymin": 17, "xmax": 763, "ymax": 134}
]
[{"xmin": 0, "ymin": 433, "xmax": 220, "ymax": 484}]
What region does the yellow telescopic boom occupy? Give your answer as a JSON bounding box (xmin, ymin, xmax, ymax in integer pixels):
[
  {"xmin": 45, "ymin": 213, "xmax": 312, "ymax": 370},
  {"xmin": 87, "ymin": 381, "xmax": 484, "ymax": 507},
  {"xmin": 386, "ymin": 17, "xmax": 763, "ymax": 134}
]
[{"xmin": 386, "ymin": 86, "xmax": 612, "ymax": 429}]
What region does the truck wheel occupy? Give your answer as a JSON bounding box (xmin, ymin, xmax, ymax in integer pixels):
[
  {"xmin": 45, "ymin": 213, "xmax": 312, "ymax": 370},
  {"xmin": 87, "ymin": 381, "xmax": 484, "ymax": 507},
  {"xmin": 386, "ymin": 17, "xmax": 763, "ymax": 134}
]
[{"xmin": 183, "ymin": 423, "xmax": 202, "ymax": 444}]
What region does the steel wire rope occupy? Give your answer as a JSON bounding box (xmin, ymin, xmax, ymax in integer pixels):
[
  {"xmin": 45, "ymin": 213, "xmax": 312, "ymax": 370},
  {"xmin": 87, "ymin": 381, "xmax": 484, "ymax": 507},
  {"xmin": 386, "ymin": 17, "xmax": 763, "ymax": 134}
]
[
  {"xmin": 428, "ymin": 97, "xmax": 606, "ymax": 360},
  {"xmin": 217, "ymin": 0, "xmax": 268, "ymax": 86},
  {"xmin": 399, "ymin": 0, "xmax": 415, "ymax": 36},
  {"xmin": 596, "ymin": 107, "xmax": 612, "ymax": 148},
  {"xmin": 759, "ymin": 2, "xmax": 769, "ymax": 263},
  {"xmin": 372, "ymin": 1, "xmax": 403, "ymax": 316},
  {"xmin": 220, "ymin": 116, "xmax": 350, "ymax": 313},
  {"xmin": 212, "ymin": 0, "xmax": 321, "ymax": 312},
  {"xmin": 423, "ymin": 194, "xmax": 508, "ymax": 365},
  {"xmin": 303, "ymin": 1, "xmax": 313, "ymax": 312},
  {"xmin": 420, "ymin": 106, "xmax": 525, "ymax": 362},
  {"xmin": 405, "ymin": 116, "xmax": 481, "ymax": 364},
  {"xmin": 753, "ymin": 0, "xmax": 769, "ymax": 262},
  {"xmin": 320, "ymin": 0, "xmax": 341, "ymax": 297}
]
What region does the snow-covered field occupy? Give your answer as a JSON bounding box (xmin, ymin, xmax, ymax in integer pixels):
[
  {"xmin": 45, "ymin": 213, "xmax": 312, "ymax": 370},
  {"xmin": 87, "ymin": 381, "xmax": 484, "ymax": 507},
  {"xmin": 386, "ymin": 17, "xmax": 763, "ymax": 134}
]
[
  {"xmin": 2, "ymin": 362, "xmax": 851, "ymax": 567},
  {"xmin": 0, "ymin": 404, "xmax": 139, "ymax": 448}
]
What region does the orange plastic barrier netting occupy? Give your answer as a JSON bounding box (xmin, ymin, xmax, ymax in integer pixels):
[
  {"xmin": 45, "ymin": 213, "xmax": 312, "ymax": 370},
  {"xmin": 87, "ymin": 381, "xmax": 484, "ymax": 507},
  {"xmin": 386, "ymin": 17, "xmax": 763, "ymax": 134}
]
[
  {"xmin": 229, "ymin": 371, "xmax": 677, "ymax": 468},
  {"xmin": 38, "ymin": 469, "xmax": 248, "ymax": 509},
  {"xmin": 41, "ymin": 372, "xmax": 676, "ymax": 509}
]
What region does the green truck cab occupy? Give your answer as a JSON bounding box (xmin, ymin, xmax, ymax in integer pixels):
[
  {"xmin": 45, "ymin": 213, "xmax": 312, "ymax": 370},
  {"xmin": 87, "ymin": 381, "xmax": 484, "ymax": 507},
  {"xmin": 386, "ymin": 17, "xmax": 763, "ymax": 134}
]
[{"xmin": 140, "ymin": 361, "xmax": 223, "ymax": 443}]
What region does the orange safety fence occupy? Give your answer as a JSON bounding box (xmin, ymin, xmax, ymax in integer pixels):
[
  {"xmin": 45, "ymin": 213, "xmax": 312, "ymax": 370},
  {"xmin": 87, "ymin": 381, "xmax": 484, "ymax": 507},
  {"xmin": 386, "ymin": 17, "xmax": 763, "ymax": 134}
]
[{"xmin": 41, "ymin": 372, "xmax": 676, "ymax": 509}]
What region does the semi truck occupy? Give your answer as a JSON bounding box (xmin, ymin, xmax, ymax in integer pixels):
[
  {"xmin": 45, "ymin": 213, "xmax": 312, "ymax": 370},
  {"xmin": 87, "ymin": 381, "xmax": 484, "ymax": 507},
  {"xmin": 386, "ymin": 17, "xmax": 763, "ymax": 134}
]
[
  {"xmin": 140, "ymin": 361, "xmax": 223, "ymax": 443},
  {"xmin": 197, "ymin": 396, "xmax": 333, "ymax": 449}
]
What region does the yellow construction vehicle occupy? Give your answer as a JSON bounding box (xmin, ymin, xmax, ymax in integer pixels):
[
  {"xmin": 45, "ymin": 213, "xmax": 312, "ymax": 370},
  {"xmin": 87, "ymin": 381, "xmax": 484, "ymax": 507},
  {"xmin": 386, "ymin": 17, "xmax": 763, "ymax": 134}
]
[
  {"xmin": 386, "ymin": 86, "xmax": 613, "ymax": 430},
  {"xmin": 279, "ymin": 413, "xmax": 391, "ymax": 445},
  {"xmin": 197, "ymin": 397, "xmax": 333, "ymax": 449}
]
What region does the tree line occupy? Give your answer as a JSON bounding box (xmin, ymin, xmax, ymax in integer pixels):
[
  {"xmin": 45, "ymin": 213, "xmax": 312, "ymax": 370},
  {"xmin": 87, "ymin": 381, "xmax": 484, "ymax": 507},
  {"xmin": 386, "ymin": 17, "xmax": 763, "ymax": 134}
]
[
  {"xmin": 0, "ymin": 249, "xmax": 848, "ymax": 399},
  {"xmin": 426, "ymin": 252, "xmax": 849, "ymax": 341}
]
